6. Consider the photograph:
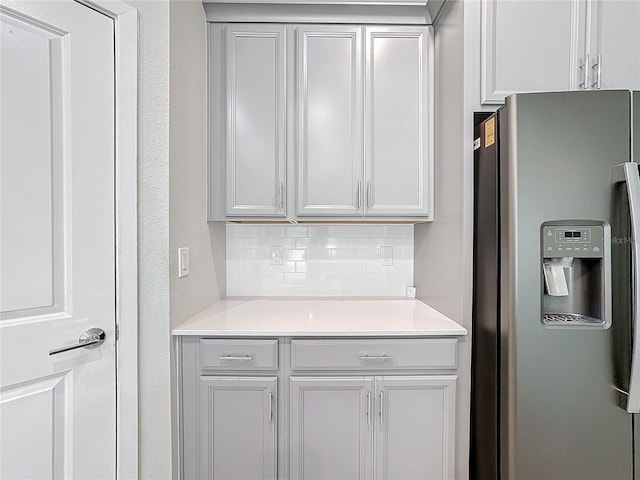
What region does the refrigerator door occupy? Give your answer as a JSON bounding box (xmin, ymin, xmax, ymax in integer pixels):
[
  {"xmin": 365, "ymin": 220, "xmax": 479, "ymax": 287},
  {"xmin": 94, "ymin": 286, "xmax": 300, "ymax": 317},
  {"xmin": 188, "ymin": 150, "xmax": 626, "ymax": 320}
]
[
  {"xmin": 499, "ymin": 90, "xmax": 634, "ymax": 480},
  {"xmin": 611, "ymin": 162, "xmax": 640, "ymax": 413}
]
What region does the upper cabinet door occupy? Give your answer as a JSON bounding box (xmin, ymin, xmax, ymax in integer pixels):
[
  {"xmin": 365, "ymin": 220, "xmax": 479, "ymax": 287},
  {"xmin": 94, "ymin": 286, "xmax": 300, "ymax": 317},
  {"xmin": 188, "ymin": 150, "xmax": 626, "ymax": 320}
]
[
  {"xmin": 296, "ymin": 25, "xmax": 363, "ymax": 216},
  {"xmin": 364, "ymin": 26, "xmax": 433, "ymax": 217},
  {"xmin": 590, "ymin": 0, "xmax": 640, "ymax": 90},
  {"xmin": 480, "ymin": 0, "xmax": 585, "ymax": 104},
  {"xmin": 224, "ymin": 25, "xmax": 287, "ymax": 216}
]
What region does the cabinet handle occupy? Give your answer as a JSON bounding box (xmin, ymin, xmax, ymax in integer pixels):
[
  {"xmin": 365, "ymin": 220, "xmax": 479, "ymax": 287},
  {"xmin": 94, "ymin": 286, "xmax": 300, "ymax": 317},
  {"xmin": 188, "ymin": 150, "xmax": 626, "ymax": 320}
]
[
  {"xmin": 366, "ymin": 180, "xmax": 372, "ymax": 208},
  {"xmin": 268, "ymin": 391, "xmax": 273, "ymax": 425},
  {"xmin": 578, "ymin": 54, "xmax": 589, "ymax": 89},
  {"xmin": 367, "ymin": 391, "xmax": 372, "ymax": 426},
  {"xmin": 278, "ymin": 180, "xmax": 284, "ymax": 210},
  {"xmin": 591, "ymin": 54, "xmax": 602, "ymax": 89},
  {"xmin": 379, "ymin": 391, "xmax": 384, "ymax": 426},
  {"xmin": 360, "ymin": 354, "xmax": 395, "ymax": 361},
  {"xmin": 356, "ymin": 181, "xmax": 361, "ymax": 208},
  {"xmin": 218, "ymin": 354, "xmax": 254, "ymax": 361}
]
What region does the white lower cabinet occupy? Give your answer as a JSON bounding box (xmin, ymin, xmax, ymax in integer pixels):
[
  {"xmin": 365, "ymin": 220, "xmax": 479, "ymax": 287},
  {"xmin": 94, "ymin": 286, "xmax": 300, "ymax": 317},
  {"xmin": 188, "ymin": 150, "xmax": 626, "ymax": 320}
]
[
  {"xmin": 290, "ymin": 375, "xmax": 456, "ymax": 480},
  {"xmin": 179, "ymin": 336, "xmax": 458, "ymax": 480},
  {"xmin": 197, "ymin": 377, "xmax": 278, "ymax": 480},
  {"xmin": 290, "ymin": 377, "xmax": 374, "ymax": 479}
]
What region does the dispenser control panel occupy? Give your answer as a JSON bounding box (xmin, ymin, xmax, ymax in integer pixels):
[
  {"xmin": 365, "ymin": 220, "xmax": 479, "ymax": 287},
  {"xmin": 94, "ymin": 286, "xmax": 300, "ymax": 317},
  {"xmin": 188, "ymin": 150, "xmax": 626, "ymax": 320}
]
[{"xmin": 543, "ymin": 225, "xmax": 604, "ymax": 258}]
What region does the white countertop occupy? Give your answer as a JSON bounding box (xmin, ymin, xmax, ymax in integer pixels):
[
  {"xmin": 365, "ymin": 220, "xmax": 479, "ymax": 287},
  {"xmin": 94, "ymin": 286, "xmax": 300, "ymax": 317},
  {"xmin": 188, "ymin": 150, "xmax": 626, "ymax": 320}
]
[{"xmin": 172, "ymin": 298, "xmax": 467, "ymax": 337}]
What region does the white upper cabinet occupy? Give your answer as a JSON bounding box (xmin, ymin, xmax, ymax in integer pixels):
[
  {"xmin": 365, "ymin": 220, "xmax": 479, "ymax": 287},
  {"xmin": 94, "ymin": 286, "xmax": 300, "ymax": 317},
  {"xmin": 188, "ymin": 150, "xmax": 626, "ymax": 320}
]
[
  {"xmin": 481, "ymin": 0, "xmax": 582, "ymax": 104},
  {"xmin": 210, "ymin": 24, "xmax": 288, "ymax": 217},
  {"xmin": 589, "ymin": 0, "xmax": 640, "ymax": 90},
  {"xmin": 365, "ymin": 26, "xmax": 432, "ymax": 216},
  {"xmin": 208, "ymin": 21, "xmax": 434, "ymax": 221},
  {"xmin": 481, "ymin": 0, "xmax": 640, "ymax": 105},
  {"xmin": 296, "ymin": 26, "xmax": 364, "ymax": 216}
]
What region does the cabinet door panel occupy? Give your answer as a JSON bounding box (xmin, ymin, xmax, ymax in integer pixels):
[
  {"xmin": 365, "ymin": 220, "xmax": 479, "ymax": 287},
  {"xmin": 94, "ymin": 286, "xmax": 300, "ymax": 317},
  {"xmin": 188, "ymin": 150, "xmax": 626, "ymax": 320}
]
[
  {"xmin": 296, "ymin": 26, "xmax": 363, "ymax": 216},
  {"xmin": 481, "ymin": 0, "xmax": 584, "ymax": 104},
  {"xmin": 365, "ymin": 26, "xmax": 432, "ymax": 217},
  {"xmin": 225, "ymin": 25, "xmax": 286, "ymax": 216},
  {"xmin": 591, "ymin": 0, "xmax": 640, "ymax": 90},
  {"xmin": 375, "ymin": 376, "xmax": 457, "ymax": 480},
  {"xmin": 197, "ymin": 377, "xmax": 277, "ymax": 480},
  {"xmin": 290, "ymin": 376, "xmax": 373, "ymax": 479}
]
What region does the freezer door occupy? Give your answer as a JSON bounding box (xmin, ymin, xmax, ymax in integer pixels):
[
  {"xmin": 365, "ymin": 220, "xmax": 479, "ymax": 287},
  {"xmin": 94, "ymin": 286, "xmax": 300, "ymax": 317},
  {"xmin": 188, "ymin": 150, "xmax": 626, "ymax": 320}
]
[{"xmin": 500, "ymin": 90, "xmax": 634, "ymax": 480}]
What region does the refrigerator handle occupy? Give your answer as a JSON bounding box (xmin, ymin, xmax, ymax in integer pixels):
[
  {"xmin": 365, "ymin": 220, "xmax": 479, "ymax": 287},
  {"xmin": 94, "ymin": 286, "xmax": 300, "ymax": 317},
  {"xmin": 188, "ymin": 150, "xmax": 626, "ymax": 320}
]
[{"xmin": 613, "ymin": 162, "xmax": 640, "ymax": 413}]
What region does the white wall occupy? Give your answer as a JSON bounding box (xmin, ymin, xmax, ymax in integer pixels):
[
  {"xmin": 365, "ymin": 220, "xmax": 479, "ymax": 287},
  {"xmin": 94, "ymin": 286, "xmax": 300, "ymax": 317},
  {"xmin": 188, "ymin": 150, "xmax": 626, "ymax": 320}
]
[
  {"xmin": 413, "ymin": 1, "xmax": 470, "ymax": 478},
  {"xmin": 129, "ymin": 0, "xmax": 172, "ymax": 478}
]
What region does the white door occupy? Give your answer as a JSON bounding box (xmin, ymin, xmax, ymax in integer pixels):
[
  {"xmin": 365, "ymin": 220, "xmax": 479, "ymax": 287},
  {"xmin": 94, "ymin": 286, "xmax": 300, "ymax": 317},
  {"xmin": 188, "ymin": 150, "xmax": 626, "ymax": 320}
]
[
  {"xmin": 364, "ymin": 26, "xmax": 432, "ymax": 217},
  {"xmin": 374, "ymin": 376, "xmax": 457, "ymax": 480},
  {"xmin": 296, "ymin": 25, "xmax": 363, "ymax": 217},
  {"xmin": 196, "ymin": 377, "xmax": 277, "ymax": 480},
  {"xmin": 223, "ymin": 24, "xmax": 288, "ymax": 217},
  {"xmin": 480, "ymin": 0, "xmax": 585, "ymax": 104},
  {"xmin": 290, "ymin": 376, "xmax": 374, "ymax": 480},
  {"xmin": 590, "ymin": 0, "xmax": 640, "ymax": 90},
  {"xmin": 0, "ymin": 0, "xmax": 116, "ymax": 478}
]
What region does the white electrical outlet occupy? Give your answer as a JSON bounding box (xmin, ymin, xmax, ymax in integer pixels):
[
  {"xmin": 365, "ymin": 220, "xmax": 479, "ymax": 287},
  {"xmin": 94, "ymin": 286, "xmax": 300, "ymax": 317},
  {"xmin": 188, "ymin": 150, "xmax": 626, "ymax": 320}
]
[
  {"xmin": 379, "ymin": 245, "xmax": 393, "ymax": 266},
  {"xmin": 178, "ymin": 247, "xmax": 190, "ymax": 278},
  {"xmin": 270, "ymin": 246, "xmax": 283, "ymax": 265}
]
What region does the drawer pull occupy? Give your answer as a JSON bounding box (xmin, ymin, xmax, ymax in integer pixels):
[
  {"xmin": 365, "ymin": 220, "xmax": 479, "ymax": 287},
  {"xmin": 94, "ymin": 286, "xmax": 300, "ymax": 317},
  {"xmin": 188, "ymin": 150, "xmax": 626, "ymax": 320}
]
[
  {"xmin": 218, "ymin": 354, "xmax": 254, "ymax": 361},
  {"xmin": 360, "ymin": 354, "xmax": 395, "ymax": 361}
]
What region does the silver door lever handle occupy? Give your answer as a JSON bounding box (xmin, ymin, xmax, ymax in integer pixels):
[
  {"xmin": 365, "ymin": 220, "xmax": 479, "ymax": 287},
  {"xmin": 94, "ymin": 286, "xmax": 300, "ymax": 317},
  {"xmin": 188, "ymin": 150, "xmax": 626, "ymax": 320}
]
[{"xmin": 49, "ymin": 328, "xmax": 106, "ymax": 356}]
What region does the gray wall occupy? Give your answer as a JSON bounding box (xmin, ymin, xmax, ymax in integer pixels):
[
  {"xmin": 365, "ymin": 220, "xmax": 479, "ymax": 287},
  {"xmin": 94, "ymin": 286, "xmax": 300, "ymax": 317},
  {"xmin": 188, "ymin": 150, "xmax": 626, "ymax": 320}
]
[
  {"xmin": 414, "ymin": 1, "xmax": 470, "ymax": 478},
  {"xmin": 168, "ymin": 0, "xmax": 225, "ymax": 477},
  {"xmin": 131, "ymin": 1, "xmax": 225, "ymax": 477}
]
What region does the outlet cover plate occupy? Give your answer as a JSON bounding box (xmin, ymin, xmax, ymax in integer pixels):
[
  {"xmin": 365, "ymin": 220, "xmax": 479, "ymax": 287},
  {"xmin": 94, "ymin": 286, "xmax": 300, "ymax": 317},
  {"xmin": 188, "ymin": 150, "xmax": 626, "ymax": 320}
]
[{"xmin": 270, "ymin": 246, "xmax": 283, "ymax": 265}]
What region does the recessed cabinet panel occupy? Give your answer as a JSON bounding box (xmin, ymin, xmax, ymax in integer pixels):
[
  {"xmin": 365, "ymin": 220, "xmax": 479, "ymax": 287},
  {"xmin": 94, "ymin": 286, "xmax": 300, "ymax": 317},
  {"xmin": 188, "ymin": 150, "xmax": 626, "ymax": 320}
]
[
  {"xmin": 591, "ymin": 1, "xmax": 640, "ymax": 90},
  {"xmin": 290, "ymin": 376, "xmax": 373, "ymax": 479},
  {"xmin": 225, "ymin": 25, "xmax": 287, "ymax": 216},
  {"xmin": 365, "ymin": 27, "xmax": 432, "ymax": 217},
  {"xmin": 481, "ymin": 0, "xmax": 582, "ymax": 104},
  {"xmin": 296, "ymin": 26, "xmax": 363, "ymax": 216},
  {"xmin": 375, "ymin": 376, "xmax": 457, "ymax": 480},
  {"xmin": 197, "ymin": 376, "xmax": 277, "ymax": 480}
]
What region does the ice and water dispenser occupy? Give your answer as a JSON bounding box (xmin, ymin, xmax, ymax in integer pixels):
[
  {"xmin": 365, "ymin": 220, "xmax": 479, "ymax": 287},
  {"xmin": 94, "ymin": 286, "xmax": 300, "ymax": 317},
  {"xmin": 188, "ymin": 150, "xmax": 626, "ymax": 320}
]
[{"xmin": 541, "ymin": 221, "xmax": 611, "ymax": 328}]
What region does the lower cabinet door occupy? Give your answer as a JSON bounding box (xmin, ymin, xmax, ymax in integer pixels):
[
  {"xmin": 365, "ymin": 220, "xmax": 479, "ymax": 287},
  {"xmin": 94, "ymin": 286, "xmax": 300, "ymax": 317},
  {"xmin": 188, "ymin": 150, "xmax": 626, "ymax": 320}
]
[
  {"xmin": 375, "ymin": 375, "xmax": 457, "ymax": 480},
  {"xmin": 197, "ymin": 376, "xmax": 277, "ymax": 480},
  {"xmin": 290, "ymin": 376, "xmax": 374, "ymax": 480}
]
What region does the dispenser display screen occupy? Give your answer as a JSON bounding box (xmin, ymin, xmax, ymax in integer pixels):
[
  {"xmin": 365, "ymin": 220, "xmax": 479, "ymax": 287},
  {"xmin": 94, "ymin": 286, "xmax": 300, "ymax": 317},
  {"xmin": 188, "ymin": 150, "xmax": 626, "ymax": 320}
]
[{"xmin": 555, "ymin": 228, "xmax": 591, "ymax": 243}]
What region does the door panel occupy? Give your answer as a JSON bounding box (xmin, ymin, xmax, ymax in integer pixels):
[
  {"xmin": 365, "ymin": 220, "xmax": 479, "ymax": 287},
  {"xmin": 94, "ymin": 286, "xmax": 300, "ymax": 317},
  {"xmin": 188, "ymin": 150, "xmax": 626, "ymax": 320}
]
[
  {"xmin": 0, "ymin": 1, "xmax": 116, "ymax": 478},
  {"xmin": 481, "ymin": 0, "xmax": 584, "ymax": 104},
  {"xmin": 290, "ymin": 376, "xmax": 373, "ymax": 480},
  {"xmin": 197, "ymin": 377, "xmax": 277, "ymax": 480},
  {"xmin": 591, "ymin": 1, "xmax": 640, "ymax": 90},
  {"xmin": 375, "ymin": 376, "xmax": 456, "ymax": 480},
  {"xmin": 296, "ymin": 25, "xmax": 363, "ymax": 216},
  {"xmin": 364, "ymin": 26, "xmax": 432, "ymax": 217},
  {"xmin": 225, "ymin": 24, "xmax": 287, "ymax": 217}
]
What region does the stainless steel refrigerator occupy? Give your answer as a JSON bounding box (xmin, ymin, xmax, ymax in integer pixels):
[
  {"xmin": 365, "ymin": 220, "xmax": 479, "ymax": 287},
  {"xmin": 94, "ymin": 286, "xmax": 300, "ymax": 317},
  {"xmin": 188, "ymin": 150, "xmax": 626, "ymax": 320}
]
[{"xmin": 471, "ymin": 90, "xmax": 640, "ymax": 480}]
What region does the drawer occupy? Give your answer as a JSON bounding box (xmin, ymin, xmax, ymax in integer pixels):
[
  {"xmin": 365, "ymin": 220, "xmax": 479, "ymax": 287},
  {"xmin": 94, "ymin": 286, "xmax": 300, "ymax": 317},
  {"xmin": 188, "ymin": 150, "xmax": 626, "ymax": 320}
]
[
  {"xmin": 199, "ymin": 339, "xmax": 278, "ymax": 371},
  {"xmin": 291, "ymin": 338, "xmax": 457, "ymax": 371}
]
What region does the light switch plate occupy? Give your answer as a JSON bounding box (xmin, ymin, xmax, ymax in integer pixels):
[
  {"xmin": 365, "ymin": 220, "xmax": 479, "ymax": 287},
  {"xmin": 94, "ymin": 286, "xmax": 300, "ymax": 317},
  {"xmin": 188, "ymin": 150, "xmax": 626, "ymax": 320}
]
[{"xmin": 178, "ymin": 247, "xmax": 190, "ymax": 278}]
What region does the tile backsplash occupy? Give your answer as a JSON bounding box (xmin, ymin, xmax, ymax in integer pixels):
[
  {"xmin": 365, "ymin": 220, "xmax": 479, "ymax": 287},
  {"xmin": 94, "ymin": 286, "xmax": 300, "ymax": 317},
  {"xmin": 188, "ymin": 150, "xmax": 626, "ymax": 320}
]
[{"xmin": 226, "ymin": 225, "xmax": 414, "ymax": 296}]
